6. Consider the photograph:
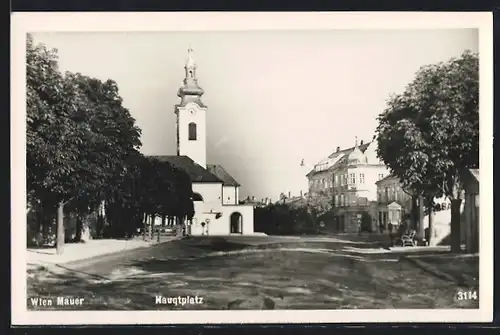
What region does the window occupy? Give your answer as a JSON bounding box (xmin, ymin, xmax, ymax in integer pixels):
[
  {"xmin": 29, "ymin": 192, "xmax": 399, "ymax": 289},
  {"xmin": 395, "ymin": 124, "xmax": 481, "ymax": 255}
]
[
  {"xmin": 384, "ymin": 187, "xmax": 389, "ymax": 202},
  {"xmin": 335, "ymin": 195, "xmax": 339, "ymax": 206},
  {"xmin": 192, "ymin": 193, "xmax": 204, "ymax": 201},
  {"xmin": 188, "ymin": 122, "xmax": 197, "ymax": 140},
  {"xmin": 349, "ymin": 173, "xmax": 356, "ymax": 184},
  {"xmin": 340, "ymin": 194, "xmax": 345, "ymax": 207},
  {"xmin": 359, "ymin": 173, "xmax": 365, "ymax": 184}
]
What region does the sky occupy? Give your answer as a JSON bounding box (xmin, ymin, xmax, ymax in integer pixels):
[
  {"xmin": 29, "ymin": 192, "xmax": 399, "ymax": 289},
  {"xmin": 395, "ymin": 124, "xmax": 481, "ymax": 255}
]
[{"xmin": 32, "ymin": 29, "xmax": 478, "ymax": 201}]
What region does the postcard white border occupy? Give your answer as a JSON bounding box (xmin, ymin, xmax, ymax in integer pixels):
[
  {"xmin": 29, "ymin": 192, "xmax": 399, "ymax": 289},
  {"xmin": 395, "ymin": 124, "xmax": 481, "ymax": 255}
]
[{"xmin": 11, "ymin": 12, "xmax": 493, "ymax": 325}]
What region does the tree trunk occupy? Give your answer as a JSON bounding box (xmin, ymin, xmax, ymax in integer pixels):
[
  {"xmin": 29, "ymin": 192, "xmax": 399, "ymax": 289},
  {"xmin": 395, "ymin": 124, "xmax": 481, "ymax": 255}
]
[
  {"xmin": 450, "ymin": 199, "xmax": 462, "ymax": 253},
  {"xmin": 149, "ymin": 215, "xmax": 154, "ymax": 240},
  {"xmin": 417, "ymin": 195, "xmax": 425, "ymax": 240},
  {"xmin": 471, "ymin": 197, "xmax": 479, "ymax": 253},
  {"xmin": 41, "ymin": 214, "xmax": 48, "ymax": 243},
  {"xmin": 427, "ymin": 203, "xmax": 433, "ymax": 246},
  {"xmin": 56, "ymin": 203, "xmax": 64, "ymax": 255},
  {"xmin": 75, "ymin": 215, "xmax": 83, "ymax": 242},
  {"xmin": 411, "ymin": 196, "xmax": 418, "ymax": 230},
  {"xmin": 157, "ymin": 219, "xmax": 161, "ymax": 243},
  {"xmin": 96, "ymin": 213, "xmax": 103, "ymax": 239},
  {"xmin": 34, "ymin": 209, "xmax": 43, "ymax": 246}
]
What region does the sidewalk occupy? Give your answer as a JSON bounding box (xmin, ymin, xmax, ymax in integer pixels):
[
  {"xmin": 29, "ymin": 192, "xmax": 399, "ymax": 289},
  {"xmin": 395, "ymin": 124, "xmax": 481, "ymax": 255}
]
[
  {"xmin": 341, "ymin": 245, "xmax": 449, "ymax": 255},
  {"xmin": 27, "ymin": 238, "xmax": 175, "ymax": 268}
]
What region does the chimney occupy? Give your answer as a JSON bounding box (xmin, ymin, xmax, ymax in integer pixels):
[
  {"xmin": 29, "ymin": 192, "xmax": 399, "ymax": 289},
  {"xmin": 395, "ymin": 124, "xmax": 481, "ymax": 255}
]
[
  {"xmin": 288, "ymin": 191, "xmax": 291, "ymax": 198},
  {"xmin": 336, "ymin": 146, "xmax": 340, "ymax": 152},
  {"xmin": 300, "ymin": 190, "xmax": 303, "ymax": 197},
  {"xmin": 360, "ymin": 140, "xmax": 364, "ymax": 146},
  {"xmin": 251, "ymin": 196, "xmax": 255, "ymax": 201}
]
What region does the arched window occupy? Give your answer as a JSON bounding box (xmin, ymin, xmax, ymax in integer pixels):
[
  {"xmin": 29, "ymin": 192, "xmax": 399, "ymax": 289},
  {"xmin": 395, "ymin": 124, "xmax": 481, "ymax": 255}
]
[
  {"xmin": 192, "ymin": 192, "xmax": 204, "ymax": 201},
  {"xmin": 188, "ymin": 122, "xmax": 197, "ymax": 141}
]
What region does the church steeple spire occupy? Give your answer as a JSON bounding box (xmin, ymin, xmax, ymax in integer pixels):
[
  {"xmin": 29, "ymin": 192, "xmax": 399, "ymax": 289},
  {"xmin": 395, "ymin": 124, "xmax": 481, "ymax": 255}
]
[
  {"xmin": 178, "ymin": 47, "xmax": 205, "ymax": 107},
  {"xmin": 185, "ymin": 47, "xmax": 197, "ymax": 78}
]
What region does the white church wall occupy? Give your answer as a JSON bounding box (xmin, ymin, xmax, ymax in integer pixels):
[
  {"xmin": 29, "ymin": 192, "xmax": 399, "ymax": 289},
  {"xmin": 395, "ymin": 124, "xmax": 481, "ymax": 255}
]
[
  {"xmin": 187, "ymin": 203, "xmax": 255, "ymax": 236},
  {"xmin": 192, "ymin": 182, "xmax": 222, "ymax": 206},
  {"xmin": 222, "ymin": 186, "xmax": 238, "ymax": 205},
  {"xmin": 211, "ymin": 205, "xmax": 255, "ymax": 235}
]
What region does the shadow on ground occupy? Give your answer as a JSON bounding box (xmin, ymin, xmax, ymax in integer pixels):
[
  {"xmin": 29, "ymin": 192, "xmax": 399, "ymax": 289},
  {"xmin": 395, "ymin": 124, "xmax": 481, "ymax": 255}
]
[{"xmin": 27, "ymin": 236, "xmax": 479, "ymax": 311}]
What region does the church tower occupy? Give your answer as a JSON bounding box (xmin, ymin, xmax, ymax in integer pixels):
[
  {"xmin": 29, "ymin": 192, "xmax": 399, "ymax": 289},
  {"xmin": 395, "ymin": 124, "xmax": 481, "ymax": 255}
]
[{"xmin": 175, "ymin": 48, "xmax": 207, "ymax": 168}]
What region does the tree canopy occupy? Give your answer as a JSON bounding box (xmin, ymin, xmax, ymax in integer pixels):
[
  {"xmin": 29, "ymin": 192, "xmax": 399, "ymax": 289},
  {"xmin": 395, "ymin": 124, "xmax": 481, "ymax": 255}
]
[{"xmin": 375, "ymin": 51, "xmax": 479, "ymax": 252}]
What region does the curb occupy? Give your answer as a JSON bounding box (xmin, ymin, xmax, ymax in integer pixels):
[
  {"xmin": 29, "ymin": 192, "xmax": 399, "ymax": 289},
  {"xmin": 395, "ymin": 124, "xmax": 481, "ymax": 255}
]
[{"xmin": 402, "ymin": 256, "xmax": 475, "ymax": 288}]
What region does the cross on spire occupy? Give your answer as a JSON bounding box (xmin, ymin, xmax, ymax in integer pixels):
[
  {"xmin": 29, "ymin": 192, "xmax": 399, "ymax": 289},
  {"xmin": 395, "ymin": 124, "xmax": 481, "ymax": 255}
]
[{"xmin": 186, "ymin": 46, "xmax": 196, "ymax": 67}]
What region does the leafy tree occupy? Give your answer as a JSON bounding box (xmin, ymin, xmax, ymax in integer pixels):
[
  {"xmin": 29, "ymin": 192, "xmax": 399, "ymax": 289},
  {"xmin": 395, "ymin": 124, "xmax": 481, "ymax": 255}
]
[
  {"xmin": 376, "ymin": 51, "xmax": 479, "ymax": 252},
  {"xmin": 103, "ymin": 155, "xmax": 195, "ymax": 239},
  {"xmin": 27, "ymin": 35, "xmax": 142, "ymax": 251},
  {"xmin": 63, "ymin": 73, "xmax": 142, "ymax": 241},
  {"xmin": 27, "ymin": 34, "xmax": 90, "ymax": 253}
]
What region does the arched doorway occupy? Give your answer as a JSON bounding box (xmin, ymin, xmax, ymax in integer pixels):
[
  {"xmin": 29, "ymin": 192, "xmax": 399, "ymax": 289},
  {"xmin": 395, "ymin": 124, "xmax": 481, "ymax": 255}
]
[{"xmin": 230, "ymin": 212, "xmax": 243, "ymax": 234}]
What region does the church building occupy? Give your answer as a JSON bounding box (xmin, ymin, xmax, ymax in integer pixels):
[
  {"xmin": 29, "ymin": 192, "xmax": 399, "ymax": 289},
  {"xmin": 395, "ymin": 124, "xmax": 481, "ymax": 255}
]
[{"xmin": 150, "ymin": 48, "xmax": 254, "ymax": 236}]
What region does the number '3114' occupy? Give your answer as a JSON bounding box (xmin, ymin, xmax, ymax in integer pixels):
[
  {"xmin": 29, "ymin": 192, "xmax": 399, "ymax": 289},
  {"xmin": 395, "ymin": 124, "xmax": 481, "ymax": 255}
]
[{"xmin": 457, "ymin": 291, "xmax": 478, "ymax": 300}]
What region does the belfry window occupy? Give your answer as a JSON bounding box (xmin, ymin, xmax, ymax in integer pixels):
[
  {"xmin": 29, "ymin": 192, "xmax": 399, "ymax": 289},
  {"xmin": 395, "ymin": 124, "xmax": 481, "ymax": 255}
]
[{"xmin": 188, "ymin": 122, "xmax": 197, "ymax": 140}]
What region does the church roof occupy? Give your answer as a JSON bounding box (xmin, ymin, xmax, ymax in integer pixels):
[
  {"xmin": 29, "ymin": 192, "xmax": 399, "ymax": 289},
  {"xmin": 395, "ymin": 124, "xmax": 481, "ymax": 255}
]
[
  {"xmin": 206, "ymin": 164, "xmax": 241, "ymax": 187},
  {"xmin": 149, "ymin": 155, "xmax": 222, "ymax": 183}
]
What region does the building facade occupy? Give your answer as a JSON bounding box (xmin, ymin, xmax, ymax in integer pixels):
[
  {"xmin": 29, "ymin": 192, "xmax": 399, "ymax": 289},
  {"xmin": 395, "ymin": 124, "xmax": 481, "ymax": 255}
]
[
  {"xmin": 375, "ymin": 174, "xmax": 413, "ymax": 230},
  {"xmin": 306, "ymin": 139, "xmax": 390, "ymax": 233}
]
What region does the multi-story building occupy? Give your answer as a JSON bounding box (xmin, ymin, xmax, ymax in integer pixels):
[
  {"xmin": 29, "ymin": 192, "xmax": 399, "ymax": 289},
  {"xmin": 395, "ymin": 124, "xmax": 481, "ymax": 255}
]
[
  {"xmin": 375, "ymin": 174, "xmax": 413, "ymax": 230},
  {"xmin": 306, "ymin": 138, "xmax": 390, "ymax": 233},
  {"xmin": 375, "ymin": 173, "xmax": 461, "ymax": 246}
]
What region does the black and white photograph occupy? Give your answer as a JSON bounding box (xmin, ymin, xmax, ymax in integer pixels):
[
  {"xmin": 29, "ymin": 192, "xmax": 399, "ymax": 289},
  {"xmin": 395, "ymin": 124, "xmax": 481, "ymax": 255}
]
[{"xmin": 11, "ymin": 12, "xmax": 493, "ymax": 325}]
